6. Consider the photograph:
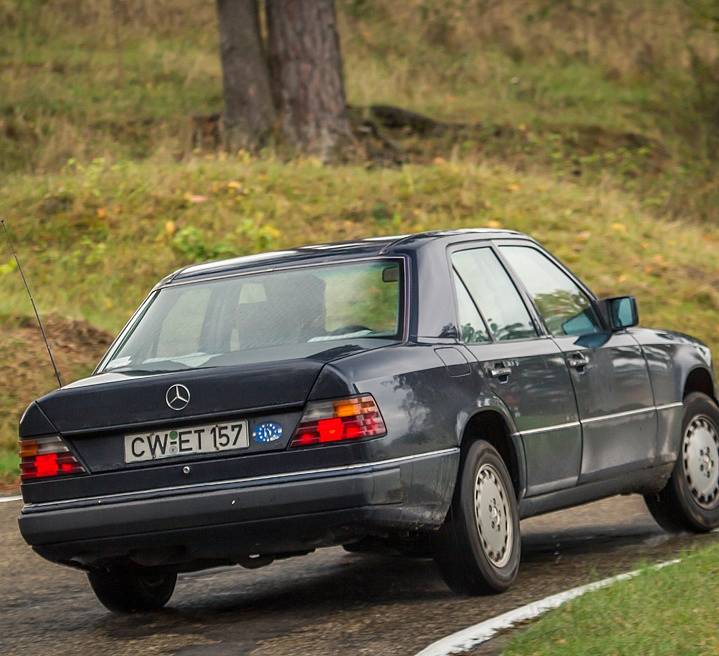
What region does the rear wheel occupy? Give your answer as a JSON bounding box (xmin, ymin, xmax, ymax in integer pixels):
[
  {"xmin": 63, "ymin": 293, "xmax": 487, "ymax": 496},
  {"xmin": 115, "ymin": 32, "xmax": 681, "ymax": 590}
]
[
  {"xmin": 88, "ymin": 567, "xmax": 177, "ymax": 613},
  {"xmin": 645, "ymin": 392, "xmax": 719, "ymax": 533},
  {"xmin": 435, "ymin": 440, "xmax": 521, "ymax": 595}
]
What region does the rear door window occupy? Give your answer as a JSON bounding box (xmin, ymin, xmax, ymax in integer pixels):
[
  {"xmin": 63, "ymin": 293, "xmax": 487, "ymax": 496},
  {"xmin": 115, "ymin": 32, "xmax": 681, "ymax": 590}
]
[
  {"xmin": 453, "ymin": 271, "xmax": 491, "ymax": 344},
  {"xmin": 452, "ymin": 248, "xmax": 537, "ymax": 341}
]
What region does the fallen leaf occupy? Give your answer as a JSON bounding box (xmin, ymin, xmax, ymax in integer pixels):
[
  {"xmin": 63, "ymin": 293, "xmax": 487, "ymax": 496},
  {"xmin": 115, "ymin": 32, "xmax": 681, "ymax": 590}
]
[
  {"xmin": 576, "ymin": 230, "xmax": 591, "ymax": 242},
  {"xmin": 0, "ymin": 258, "xmax": 17, "ymax": 275},
  {"xmin": 264, "ymin": 225, "xmax": 282, "ymax": 240}
]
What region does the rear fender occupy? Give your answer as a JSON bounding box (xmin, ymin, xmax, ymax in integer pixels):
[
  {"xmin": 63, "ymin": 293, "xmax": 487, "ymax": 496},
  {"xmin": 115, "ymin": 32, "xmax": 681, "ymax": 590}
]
[
  {"xmin": 306, "ymin": 363, "xmax": 354, "ymax": 401},
  {"xmin": 19, "ymin": 402, "xmax": 58, "ymax": 438}
]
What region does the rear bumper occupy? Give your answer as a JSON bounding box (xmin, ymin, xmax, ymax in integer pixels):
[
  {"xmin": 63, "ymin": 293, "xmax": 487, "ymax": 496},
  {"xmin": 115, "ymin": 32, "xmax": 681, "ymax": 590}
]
[{"xmin": 18, "ymin": 448, "xmax": 458, "ymax": 568}]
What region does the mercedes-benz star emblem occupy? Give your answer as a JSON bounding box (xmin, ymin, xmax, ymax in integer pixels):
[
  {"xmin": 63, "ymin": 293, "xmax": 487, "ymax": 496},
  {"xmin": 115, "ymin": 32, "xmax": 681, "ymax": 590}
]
[{"xmin": 166, "ymin": 384, "xmax": 190, "ymax": 411}]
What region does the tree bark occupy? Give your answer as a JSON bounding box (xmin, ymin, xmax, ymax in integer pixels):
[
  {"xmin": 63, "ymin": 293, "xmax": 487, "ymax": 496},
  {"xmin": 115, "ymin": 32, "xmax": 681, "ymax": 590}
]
[
  {"xmin": 265, "ymin": 0, "xmax": 352, "ymax": 159},
  {"xmin": 215, "ymin": 0, "xmax": 275, "ymax": 151}
]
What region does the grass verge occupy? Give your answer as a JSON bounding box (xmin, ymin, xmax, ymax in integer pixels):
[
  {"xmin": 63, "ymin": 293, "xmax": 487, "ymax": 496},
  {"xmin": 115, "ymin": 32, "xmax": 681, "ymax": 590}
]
[
  {"xmin": 503, "ymin": 543, "xmax": 719, "ymax": 655},
  {"xmin": 2, "ymin": 1, "xmax": 718, "ymax": 221}
]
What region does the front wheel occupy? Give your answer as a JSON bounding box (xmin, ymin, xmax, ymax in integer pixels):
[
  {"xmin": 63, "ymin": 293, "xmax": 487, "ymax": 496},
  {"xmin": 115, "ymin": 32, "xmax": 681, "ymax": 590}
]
[
  {"xmin": 435, "ymin": 440, "xmax": 521, "ymax": 595},
  {"xmin": 645, "ymin": 392, "xmax": 719, "ymax": 533},
  {"xmin": 88, "ymin": 567, "xmax": 177, "ymax": 613}
]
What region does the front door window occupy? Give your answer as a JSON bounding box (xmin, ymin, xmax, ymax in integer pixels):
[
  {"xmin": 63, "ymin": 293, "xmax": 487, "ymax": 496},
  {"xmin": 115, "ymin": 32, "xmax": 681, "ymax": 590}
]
[{"xmin": 500, "ymin": 246, "xmax": 602, "ymax": 337}]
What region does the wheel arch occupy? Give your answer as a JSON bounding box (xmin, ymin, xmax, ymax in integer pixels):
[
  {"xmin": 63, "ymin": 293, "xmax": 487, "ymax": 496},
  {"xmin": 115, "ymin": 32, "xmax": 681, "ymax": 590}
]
[
  {"xmin": 684, "ymin": 366, "xmax": 717, "ymax": 404},
  {"xmin": 458, "ymin": 408, "xmax": 526, "ymax": 500}
]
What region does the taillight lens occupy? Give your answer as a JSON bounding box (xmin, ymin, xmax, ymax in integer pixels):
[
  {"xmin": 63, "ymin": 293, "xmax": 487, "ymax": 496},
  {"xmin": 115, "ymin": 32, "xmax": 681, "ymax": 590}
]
[
  {"xmin": 19, "ymin": 436, "xmax": 85, "ymax": 480},
  {"xmin": 290, "ymin": 395, "xmax": 386, "ymax": 447}
]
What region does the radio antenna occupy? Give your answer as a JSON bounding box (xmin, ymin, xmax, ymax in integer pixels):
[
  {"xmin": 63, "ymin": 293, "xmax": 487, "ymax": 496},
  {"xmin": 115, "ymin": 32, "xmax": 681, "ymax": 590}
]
[{"xmin": 1, "ymin": 219, "xmax": 63, "ymax": 387}]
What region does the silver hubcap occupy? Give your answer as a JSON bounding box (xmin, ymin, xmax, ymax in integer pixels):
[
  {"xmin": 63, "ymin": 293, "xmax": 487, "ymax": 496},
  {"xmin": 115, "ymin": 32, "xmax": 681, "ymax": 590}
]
[
  {"xmin": 474, "ymin": 463, "xmax": 512, "ymax": 568},
  {"xmin": 683, "ymin": 414, "xmax": 719, "ymax": 509}
]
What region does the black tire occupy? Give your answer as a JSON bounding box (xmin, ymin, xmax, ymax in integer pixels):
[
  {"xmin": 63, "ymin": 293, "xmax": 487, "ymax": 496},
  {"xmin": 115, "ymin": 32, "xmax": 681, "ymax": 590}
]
[
  {"xmin": 644, "ymin": 392, "xmax": 719, "ymax": 533},
  {"xmin": 88, "ymin": 567, "xmax": 177, "ymax": 613},
  {"xmin": 435, "ymin": 440, "xmax": 521, "ymax": 595}
]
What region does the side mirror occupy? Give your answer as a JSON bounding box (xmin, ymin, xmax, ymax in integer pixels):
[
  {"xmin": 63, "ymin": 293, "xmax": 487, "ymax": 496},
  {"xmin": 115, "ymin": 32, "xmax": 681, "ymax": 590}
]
[{"xmin": 600, "ymin": 296, "xmax": 639, "ymax": 331}]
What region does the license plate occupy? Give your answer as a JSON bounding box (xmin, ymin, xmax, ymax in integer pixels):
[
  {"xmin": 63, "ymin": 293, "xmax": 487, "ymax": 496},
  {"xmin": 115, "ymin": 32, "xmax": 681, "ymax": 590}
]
[{"xmin": 124, "ymin": 420, "xmax": 249, "ymax": 463}]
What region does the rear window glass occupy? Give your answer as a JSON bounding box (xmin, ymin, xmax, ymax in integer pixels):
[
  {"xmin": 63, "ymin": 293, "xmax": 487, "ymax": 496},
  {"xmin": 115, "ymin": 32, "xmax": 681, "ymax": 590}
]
[{"xmin": 101, "ymin": 260, "xmax": 403, "ymax": 374}]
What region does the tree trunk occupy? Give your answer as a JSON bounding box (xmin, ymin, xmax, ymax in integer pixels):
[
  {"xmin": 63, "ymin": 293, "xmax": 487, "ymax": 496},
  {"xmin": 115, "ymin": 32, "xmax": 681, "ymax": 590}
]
[
  {"xmin": 215, "ymin": 0, "xmax": 275, "ymax": 151},
  {"xmin": 265, "ymin": 0, "xmax": 352, "ymax": 159}
]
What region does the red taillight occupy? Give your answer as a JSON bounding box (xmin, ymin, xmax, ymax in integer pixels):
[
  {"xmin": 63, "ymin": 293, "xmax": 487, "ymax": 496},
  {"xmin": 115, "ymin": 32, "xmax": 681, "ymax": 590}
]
[
  {"xmin": 290, "ymin": 395, "xmax": 386, "ymax": 447},
  {"xmin": 19, "ymin": 436, "xmax": 85, "ymax": 481}
]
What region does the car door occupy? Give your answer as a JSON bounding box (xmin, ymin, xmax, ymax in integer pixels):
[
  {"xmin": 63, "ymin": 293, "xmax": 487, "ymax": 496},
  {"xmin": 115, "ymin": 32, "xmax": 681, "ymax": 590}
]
[
  {"xmin": 450, "ymin": 245, "xmax": 583, "ymax": 496},
  {"xmin": 498, "ymin": 243, "xmax": 657, "ymax": 483}
]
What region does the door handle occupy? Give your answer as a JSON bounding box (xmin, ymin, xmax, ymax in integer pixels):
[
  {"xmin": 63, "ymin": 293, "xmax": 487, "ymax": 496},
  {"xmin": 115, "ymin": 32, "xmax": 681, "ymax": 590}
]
[
  {"xmin": 489, "ymin": 362, "xmax": 512, "ymax": 382},
  {"xmin": 567, "ymin": 352, "xmax": 589, "ymax": 372}
]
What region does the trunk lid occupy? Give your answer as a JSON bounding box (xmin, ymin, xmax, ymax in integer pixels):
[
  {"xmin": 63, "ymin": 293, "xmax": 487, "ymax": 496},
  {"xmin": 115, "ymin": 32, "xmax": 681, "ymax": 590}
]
[{"xmin": 37, "ymin": 359, "xmax": 324, "ymax": 434}]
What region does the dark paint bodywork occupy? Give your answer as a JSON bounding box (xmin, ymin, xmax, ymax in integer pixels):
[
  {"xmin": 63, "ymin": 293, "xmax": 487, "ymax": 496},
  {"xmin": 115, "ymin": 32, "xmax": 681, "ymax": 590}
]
[{"xmin": 18, "ymin": 230, "xmax": 716, "ymax": 571}]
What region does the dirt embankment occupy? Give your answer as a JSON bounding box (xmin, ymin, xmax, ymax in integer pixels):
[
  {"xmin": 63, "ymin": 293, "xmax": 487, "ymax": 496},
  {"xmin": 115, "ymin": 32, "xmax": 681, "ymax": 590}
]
[{"xmin": 1, "ymin": 314, "xmax": 113, "ymax": 485}]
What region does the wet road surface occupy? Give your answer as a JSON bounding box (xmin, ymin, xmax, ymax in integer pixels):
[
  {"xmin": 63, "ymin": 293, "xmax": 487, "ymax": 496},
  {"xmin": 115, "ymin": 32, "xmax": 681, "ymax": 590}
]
[{"xmin": 1, "ymin": 494, "xmax": 716, "ymax": 656}]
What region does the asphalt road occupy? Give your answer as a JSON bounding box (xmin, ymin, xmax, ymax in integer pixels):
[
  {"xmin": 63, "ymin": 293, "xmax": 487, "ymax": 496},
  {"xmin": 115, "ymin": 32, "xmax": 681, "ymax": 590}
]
[{"xmin": 1, "ymin": 494, "xmax": 716, "ymax": 656}]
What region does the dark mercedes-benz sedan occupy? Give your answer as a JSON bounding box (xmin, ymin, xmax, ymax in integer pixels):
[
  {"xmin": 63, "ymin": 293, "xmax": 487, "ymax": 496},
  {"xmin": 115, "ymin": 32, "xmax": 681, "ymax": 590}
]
[{"xmin": 18, "ymin": 229, "xmax": 719, "ymax": 611}]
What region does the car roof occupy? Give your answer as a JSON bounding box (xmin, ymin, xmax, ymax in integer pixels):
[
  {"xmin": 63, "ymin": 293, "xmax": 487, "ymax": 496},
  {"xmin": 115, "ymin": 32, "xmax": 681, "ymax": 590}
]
[{"xmin": 164, "ymin": 228, "xmax": 531, "ymax": 284}]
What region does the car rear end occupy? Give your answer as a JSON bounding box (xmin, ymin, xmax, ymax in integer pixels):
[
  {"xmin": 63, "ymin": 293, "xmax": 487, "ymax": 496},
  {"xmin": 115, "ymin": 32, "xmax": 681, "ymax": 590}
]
[{"xmin": 18, "ymin": 256, "xmax": 411, "ymax": 571}]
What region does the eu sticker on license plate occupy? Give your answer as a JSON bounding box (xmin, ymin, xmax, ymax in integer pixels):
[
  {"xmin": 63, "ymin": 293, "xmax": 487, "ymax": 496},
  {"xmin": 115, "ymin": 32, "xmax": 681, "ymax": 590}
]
[{"xmin": 124, "ymin": 420, "xmax": 249, "ymax": 463}]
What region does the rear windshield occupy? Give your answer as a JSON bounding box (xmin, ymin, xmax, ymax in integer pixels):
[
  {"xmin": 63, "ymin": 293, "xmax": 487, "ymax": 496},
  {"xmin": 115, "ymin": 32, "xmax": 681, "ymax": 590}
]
[{"xmin": 101, "ymin": 259, "xmax": 404, "ymax": 374}]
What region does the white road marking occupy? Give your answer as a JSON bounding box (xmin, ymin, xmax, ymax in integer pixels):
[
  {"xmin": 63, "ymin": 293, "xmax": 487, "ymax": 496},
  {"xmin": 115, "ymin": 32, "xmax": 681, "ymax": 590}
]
[
  {"xmin": 415, "ymin": 559, "xmax": 681, "ymax": 656},
  {"xmin": 0, "ymin": 495, "xmax": 21, "ymax": 503}
]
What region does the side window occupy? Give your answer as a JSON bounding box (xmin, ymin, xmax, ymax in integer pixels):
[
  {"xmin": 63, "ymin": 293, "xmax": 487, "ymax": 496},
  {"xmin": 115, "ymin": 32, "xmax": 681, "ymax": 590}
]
[
  {"xmin": 453, "ymin": 271, "xmax": 490, "ymax": 343},
  {"xmin": 452, "ymin": 248, "xmax": 537, "ymax": 341},
  {"xmin": 500, "ymin": 246, "xmax": 602, "ymax": 338}
]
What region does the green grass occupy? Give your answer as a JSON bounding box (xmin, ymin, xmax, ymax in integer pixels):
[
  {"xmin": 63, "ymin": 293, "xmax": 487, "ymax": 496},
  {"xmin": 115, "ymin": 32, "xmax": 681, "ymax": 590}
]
[
  {"xmin": 1, "ymin": 1, "xmax": 718, "ymax": 223},
  {"xmin": 0, "ymin": 1, "xmax": 220, "ymax": 173},
  {"xmin": 503, "ymin": 544, "xmax": 719, "ymax": 655},
  {"xmin": 0, "ymin": 449, "xmax": 18, "ymax": 483}
]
